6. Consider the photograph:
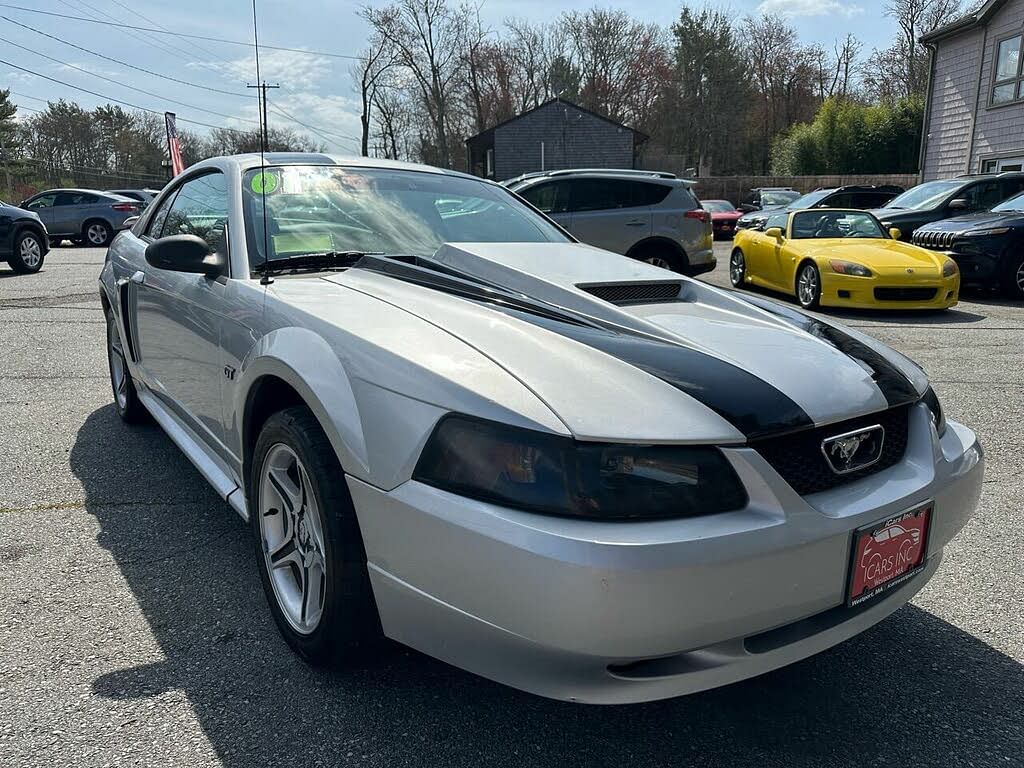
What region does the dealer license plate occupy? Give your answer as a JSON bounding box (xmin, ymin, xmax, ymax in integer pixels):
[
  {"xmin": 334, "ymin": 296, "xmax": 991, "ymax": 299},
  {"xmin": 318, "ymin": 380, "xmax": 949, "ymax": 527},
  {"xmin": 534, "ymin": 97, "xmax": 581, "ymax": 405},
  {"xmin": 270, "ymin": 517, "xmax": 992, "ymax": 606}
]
[{"xmin": 847, "ymin": 503, "xmax": 931, "ymax": 607}]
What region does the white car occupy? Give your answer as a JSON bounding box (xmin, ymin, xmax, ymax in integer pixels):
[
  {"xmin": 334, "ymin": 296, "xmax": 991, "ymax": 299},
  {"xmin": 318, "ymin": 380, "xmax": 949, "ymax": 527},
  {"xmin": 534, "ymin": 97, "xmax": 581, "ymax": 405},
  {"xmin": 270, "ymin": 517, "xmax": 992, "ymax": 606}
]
[{"xmin": 98, "ymin": 153, "xmax": 984, "ymax": 704}]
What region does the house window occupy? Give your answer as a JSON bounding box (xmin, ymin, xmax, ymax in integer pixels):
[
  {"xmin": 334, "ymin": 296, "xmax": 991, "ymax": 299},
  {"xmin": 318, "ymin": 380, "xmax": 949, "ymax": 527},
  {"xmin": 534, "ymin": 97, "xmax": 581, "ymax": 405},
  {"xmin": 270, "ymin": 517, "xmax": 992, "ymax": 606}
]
[
  {"xmin": 992, "ymin": 34, "xmax": 1023, "ymax": 105},
  {"xmin": 485, "ymin": 148, "xmax": 494, "ymax": 178}
]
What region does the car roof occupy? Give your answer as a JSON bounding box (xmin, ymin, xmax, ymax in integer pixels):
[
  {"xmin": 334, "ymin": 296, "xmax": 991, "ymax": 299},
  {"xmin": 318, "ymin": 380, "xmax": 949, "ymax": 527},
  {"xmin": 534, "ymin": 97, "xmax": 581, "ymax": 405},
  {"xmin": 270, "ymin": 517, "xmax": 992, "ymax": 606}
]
[
  {"xmin": 506, "ymin": 168, "xmax": 686, "ymax": 186},
  {"xmin": 190, "ymin": 152, "xmax": 483, "ymax": 182},
  {"xmin": 32, "ymin": 187, "xmax": 110, "ymax": 196}
]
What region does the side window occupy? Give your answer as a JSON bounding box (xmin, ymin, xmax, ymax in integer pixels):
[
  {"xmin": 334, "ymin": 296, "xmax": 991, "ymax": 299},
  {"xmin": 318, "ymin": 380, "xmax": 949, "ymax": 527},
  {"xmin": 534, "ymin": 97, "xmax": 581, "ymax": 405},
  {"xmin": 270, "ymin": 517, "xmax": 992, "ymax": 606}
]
[
  {"xmin": 160, "ymin": 173, "xmax": 229, "ymax": 251},
  {"xmin": 569, "ymin": 179, "xmax": 631, "ymax": 212},
  {"xmin": 145, "ymin": 189, "xmax": 178, "ymax": 238},
  {"xmin": 999, "ymin": 178, "xmax": 1024, "ymax": 201},
  {"xmin": 519, "ymin": 181, "xmax": 568, "ymax": 214},
  {"xmin": 962, "ymin": 181, "xmax": 1002, "ymax": 210},
  {"xmin": 26, "ymin": 194, "xmax": 56, "ymax": 209},
  {"xmin": 631, "ymin": 181, "xmax": 671, "ymax": 206}
]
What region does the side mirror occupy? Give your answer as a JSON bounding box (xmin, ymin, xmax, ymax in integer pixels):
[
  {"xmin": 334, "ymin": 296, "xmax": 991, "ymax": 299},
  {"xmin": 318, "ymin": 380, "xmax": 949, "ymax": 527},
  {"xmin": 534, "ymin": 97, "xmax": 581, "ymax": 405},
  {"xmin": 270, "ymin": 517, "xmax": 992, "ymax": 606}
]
[
  {"xmin": 764, "ymin": 226, "xmax": 784, "ymax": 240},
  {"xmin": 122, "ymin": 215, "xmax": 140, "ymax": 230},
  {"xmin": 739, "ymin": 203, "xmax": 756, "ymax": 213},
  {"xmin": 889, "ymin": 227, "xmax": 902, "ymax": 240},
  {"xmin": 948, "ymin": 198, "xmax": 968, "ymax": 210},
  {"xmin": 145, "ymin": 234, "xmax": 225, "ymax": 278}
]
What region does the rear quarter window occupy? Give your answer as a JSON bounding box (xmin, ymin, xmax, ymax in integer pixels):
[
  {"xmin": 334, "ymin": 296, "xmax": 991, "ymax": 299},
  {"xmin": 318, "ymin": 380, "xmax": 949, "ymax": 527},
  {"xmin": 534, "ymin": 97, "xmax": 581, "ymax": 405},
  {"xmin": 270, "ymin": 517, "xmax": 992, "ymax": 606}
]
[{"xmin": 631, "ymin": 182, "xmax": 673, "ymax": 206}]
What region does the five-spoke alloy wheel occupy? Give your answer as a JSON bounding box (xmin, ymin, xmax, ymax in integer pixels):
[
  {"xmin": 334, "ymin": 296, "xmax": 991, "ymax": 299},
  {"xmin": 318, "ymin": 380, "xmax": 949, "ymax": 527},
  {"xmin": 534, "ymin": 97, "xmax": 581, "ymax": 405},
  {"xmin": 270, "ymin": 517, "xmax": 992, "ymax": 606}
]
[
  {"xmin": 10, "ymin": 230, "xmax": 45, "ymax": 274},
  {"xmin": 106, "ymin": 309, "xmax": 145, "ymax": 422},
  {"xmin": 796, "ymin": 262, "xmax": 822, "ymax": 309},
  {"xmin": 729, "ymin": 249, "xmax": 746, "ymax": 288}
]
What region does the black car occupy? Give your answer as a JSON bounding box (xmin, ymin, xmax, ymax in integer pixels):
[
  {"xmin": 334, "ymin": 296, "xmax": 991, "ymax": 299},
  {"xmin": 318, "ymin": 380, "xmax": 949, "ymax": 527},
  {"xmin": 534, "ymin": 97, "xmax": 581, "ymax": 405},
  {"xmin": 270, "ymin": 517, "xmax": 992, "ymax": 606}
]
[
  {"xmin": 737, "ymin": 184, "xmax": 904, "ymax": 230},
  {"xmin": 738, "ymin": 187, "xmax": 800, "ymax": 213},
  {"xmin": 911, "ymin": 190, "xmax": 1024, "ymax": 299},
  {"xmin": 871, "ymin": 172, "xmax": 1024, "ymax": 241},
  {"xmin": 0, "ymin": 198, "xmax": 49, "ymax": 274}
]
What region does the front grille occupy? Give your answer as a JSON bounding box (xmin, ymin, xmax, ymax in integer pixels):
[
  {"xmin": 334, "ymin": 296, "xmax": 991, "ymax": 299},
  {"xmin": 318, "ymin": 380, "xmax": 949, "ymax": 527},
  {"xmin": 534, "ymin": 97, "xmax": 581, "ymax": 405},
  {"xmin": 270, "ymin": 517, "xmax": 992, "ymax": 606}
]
[
  {"xmin": 579, "ymin": 281, "xmax": 682, "ymax": 304},
  {"xmin": 912, "ymin": 230, "xmax": 956, "ymax": 250},
  {"xmin": 751, "ymin": 405, "xmax": 910, "ymax": 495},
  {"xmin": 873, "ymin": 287, "xmax": 938, "ymax": 301}
]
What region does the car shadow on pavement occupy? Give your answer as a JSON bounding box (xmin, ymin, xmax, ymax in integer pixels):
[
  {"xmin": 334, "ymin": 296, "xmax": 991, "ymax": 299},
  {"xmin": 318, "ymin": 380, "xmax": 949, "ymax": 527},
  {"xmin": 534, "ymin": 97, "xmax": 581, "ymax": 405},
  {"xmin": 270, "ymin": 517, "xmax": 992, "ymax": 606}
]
[{"xmin": 72, "ymin": 405, "xmax": 1023, "ymax": 768}]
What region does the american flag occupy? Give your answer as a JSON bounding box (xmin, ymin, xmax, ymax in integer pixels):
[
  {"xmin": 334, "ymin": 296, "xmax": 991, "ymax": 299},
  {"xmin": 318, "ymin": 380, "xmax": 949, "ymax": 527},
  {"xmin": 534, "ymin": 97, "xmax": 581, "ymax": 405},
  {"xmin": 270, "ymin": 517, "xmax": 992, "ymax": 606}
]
[{"xmin": 164, "ymin": 112, "xmax": 185, "ymax": 177}]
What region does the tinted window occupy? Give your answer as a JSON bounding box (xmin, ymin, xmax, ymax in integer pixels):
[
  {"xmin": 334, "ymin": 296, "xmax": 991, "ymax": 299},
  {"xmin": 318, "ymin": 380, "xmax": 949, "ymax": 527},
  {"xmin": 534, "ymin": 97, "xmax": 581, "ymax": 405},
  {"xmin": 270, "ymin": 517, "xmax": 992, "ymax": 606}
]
[
  {"xmin": 26, "ymin": 194, "xmax": 56, "ymax": 209},
  {"xmin": 854, "ymin": 192, "xmax": 895, "ymax": 208},
  {"xmin": 791, "ymin": 211, "xmax": 885, "ymax": 239},
  {"xmin": 145, "ymin": 189, "xmax": 178, "ymax": 238},
  {"xmin": 998, "ymin": 178, "xmax": 1024, "ymax": 202},
  {"xmin": 55, "ymin": 192, "xmax": 98, "ymax": 206},
  {"xmin": 161, "ymin": 173, "xmax": 229, "ymax": 251},
  {"xmin": 568, "ymin": 179, "xmax": 631, "ymax": 212},
  {"xmin": 242, "ymin": 166, "xmax": 568, "ymax": 267},
  {"xmin": 961, "ymin": 181, "xmax": 1004, "ymax": 210},
  {"xmin": 631, "ymin": 182, "xmax": 672, "ymax": 206},
  {"xmin": 518, "ymin": 181, "xmax": 569, "ymax": 214},
  {"xmin": 886, "ymin": 180, "xmax": 963, "ymax": 210}
]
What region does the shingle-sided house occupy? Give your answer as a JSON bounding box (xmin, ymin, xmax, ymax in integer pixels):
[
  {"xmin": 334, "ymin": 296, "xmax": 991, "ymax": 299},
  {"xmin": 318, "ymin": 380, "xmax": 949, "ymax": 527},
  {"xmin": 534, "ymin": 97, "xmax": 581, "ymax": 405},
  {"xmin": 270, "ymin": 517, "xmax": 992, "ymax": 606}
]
[
  {"xmin": 920, "ymin": 0, "xmax": 1024, "ymax": 179},
  {"xmin": 464, "ymin": 98, "xmax": 648, "ymax": 181}
]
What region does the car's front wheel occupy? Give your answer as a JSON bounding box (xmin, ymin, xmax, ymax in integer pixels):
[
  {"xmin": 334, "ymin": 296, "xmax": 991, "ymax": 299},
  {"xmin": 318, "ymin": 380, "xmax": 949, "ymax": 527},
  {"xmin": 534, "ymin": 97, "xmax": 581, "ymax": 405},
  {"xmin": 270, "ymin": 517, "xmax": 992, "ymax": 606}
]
[
  {"xmin": 106, "ymin": 309, "xmax": 146, "ymax": 422},
  {"xmin": 729, "ymin": 249, "xmax": 746, "ymax": 288},
  {"xmin": 796, "ymin": 262, "xmax": 822, "ymax": 309},
  {"xmin": 250, "ymin": 406, "xmax": 382, "ymax": 665},
  {"xmin": 1001, "ymin": 254, "xmax": 1024, "ymax": 300},
  {"xmin": 9, "ymin": 230, "xmax": 45, "ymax": 274}
]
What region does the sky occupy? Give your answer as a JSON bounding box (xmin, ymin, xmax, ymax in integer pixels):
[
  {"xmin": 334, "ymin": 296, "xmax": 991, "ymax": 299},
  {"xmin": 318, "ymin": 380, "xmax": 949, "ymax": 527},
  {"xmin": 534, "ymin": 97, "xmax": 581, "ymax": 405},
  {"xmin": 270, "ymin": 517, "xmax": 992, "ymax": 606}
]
[{"xmin": 1, "ymin": 0, "xmax": 898, "ymax": 154}]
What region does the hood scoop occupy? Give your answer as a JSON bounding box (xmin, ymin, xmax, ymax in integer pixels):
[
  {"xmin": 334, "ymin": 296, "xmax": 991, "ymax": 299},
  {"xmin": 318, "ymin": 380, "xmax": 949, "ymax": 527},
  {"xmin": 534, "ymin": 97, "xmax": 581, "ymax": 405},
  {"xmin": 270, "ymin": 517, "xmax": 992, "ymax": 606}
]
[{"xmin": 577, "ymin": 281, "xmax": 682, "ymax": 305}]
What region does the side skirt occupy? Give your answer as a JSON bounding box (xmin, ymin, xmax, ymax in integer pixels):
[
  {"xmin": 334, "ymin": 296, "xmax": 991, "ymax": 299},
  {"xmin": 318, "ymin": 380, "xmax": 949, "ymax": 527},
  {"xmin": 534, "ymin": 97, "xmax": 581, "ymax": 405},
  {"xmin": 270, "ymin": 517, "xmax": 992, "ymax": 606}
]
[{"xmin": 136, "ymin": 388, "xmax": 249, "ymax": 522}]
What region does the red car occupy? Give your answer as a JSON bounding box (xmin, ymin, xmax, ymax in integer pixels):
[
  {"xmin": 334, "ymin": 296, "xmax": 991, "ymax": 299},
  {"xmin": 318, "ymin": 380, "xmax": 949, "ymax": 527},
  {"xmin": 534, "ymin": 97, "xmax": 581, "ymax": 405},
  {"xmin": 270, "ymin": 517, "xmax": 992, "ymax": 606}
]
[{"xmin": 701, "ymin": 199, "xmax": 743, "ymax": 238}]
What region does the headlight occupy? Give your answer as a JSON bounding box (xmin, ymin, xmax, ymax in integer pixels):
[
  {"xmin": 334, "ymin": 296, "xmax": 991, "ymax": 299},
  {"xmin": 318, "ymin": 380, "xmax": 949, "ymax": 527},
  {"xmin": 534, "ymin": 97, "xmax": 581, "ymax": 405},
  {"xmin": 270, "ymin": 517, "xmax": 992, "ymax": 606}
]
[
  {"xmin": 942, "ymin": 258, "xmax": 959, "ymax": 277},
  {"xmin": 829, "ymin": 260, "xmax": 873, "ymax": 277},
  {"xmin": 962, "ymin": 227, "xmax": 1009, "ymax": 236},
  {"xmin": 921, "ymin": 387, "xmax": 947, "ymax": 437},
  {"xmin": 413, "ymin": 415, "xmax": 748, "ymax": 520}
]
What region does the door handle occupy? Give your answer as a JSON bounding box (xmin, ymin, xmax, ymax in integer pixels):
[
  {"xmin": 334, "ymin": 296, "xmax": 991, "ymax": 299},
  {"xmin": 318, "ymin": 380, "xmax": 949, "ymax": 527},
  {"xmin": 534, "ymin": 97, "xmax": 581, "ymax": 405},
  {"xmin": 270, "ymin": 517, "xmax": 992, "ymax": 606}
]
[
  {"xmin": 130, "ymin": 270, "xmax": 146, "ymax": 285},
  {"xmin": 626, "ymin": 220, "xmax": 646, "ymax": 227}
]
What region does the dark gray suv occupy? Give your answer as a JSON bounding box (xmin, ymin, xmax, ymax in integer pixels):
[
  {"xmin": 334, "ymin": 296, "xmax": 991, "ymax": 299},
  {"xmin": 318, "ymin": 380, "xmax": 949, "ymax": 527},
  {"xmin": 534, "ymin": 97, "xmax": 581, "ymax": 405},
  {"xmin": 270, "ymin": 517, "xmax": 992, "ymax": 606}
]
[{"xmin": 506, "ymin": 169, "xmax": 714, "ymax": 275}]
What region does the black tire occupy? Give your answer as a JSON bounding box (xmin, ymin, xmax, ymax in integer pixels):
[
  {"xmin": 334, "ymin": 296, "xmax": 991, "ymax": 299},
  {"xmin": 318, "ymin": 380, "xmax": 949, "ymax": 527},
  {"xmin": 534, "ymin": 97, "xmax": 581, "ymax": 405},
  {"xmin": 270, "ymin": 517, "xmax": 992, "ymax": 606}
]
[
  {"xmin": 83, "ymin": 220, "xmax": 113, "ymax": 247},
  {"xmin": 632, "ymin": 242, "xmax": 685, "ymax": 274},
  {"xmin": 49, "ymin": 238, "xmax": 62, "ymax": 248},
  {"xmin": 1000, "ymin": 254, "xmax": 1024, "ymax": 300},
  {"xmin": 796, "ymin": 261, "xmax": 822, "ymax": 309},
  {"xmin": 105, "ymin": 309, "xmax": 147, "ymax": 423},
  {"xmin": 729, "ymin": 248, "xmax": 746, "ymax": 288},
  {"xmin": 250, "ymin": 406, "xmax": 382, "ymax": 665},
  {"xmin": 8, "ymin": 230, "xmax": 46, "ymax": 274}
]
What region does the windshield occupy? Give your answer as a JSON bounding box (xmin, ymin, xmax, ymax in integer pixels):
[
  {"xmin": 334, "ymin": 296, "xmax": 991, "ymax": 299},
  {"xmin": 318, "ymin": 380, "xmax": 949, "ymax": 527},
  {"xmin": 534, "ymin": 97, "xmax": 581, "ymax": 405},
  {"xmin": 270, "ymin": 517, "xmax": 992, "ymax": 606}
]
[
  {"xmin": 884, "ymin": 180, "xmax": 963, "ymax": 210},
  {"xmin": 242, "ymin": 166, "xmax": 569, "ymax": 266},
  {"xmin": 787, "ymin": 190, "xmax": 832, "ymax": 209},
  {"xmin": 701, "ymin": 200, "xmax": 735, "ymax": 213},
  {"xmin": 993, "ymin": 191, "xmax": 1024, "ymax": 212},
  {"xmin": 791, "ymin": 211, "xmax": 886, "ymax": 239},
  {"xmin": 761, "ymin": 190, "xmax": 800, "ymax": 206}
]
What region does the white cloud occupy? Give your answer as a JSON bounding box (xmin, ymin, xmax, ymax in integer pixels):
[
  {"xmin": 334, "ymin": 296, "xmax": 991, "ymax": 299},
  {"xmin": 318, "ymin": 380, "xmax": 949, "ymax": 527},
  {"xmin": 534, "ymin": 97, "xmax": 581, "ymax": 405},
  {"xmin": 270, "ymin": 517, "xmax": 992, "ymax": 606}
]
[{"xmin": 757, "ymin": 0, "xmax": 864, "ymax": 18}]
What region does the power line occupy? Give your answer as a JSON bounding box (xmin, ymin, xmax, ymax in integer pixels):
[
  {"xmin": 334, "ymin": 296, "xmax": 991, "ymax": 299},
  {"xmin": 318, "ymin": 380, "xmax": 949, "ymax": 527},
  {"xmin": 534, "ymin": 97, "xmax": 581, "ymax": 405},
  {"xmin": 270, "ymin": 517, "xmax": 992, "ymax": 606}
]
[
  {"xmin": 101, "ymin": 0, "xmax": 230, "ymax": 65},
  {"xmin": 56, "ymin": 0, "xmax": 187, "ymax": 62},
  {"xmin": 17, "ymin": 156, "xmax": 169, "ymax": 182},
  {"xmin": 0, "ymin": 4, "xmax": 363, "ymax": 60},
  {"xmin": 0, "ymin": 34, "xmax": 261, "ymax": 125},
  {"xmin": 0, "ymin": 16, "xmax": 254, "ymax": 98},
  {"xmin": 267, "ymin": 104, "xmax": 361, "ymax": 148},
  {"xmin": 0, "ymin": 57, "xmax": 253, "ymax": 135}
]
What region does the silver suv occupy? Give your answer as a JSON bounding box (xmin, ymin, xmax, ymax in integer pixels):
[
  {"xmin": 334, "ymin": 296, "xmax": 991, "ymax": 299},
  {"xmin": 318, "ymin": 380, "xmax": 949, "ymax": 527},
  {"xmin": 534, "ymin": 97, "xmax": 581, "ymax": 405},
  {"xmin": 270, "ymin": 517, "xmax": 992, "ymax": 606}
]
[
  {"xmin": 20, "ymin": 188, "xmax": 142, "ymax": 247},
  {"xmin": 506, "ymin": 169, "xmax": 714, "ymax": 275}
]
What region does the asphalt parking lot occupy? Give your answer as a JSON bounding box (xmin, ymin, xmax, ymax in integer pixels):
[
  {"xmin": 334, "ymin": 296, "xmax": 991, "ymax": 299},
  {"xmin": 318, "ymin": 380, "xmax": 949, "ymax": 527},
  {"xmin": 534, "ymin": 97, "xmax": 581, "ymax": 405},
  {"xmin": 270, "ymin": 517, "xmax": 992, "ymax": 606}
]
[{"xmin": 1, "ymin": 241, "xmax": 1021, "ymax": 768}]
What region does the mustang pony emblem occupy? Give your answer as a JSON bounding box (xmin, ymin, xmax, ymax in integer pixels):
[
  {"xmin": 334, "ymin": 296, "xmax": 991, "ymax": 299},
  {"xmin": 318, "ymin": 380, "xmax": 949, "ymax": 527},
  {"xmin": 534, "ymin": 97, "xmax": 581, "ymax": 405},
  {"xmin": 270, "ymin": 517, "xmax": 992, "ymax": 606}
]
[{"xmin": 821, "ymin": 425, "xmax": 885, "ymax": 474}]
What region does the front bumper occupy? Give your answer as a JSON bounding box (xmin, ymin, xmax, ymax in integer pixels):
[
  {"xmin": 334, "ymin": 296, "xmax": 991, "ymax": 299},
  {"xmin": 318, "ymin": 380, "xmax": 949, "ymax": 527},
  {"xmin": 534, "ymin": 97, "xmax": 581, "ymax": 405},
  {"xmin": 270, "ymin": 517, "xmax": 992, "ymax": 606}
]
[
  {"xmin": 349, "ymin": 405, "xmax": 983, "ymax": 703},
  {"xmin": 820, "ymin": 272, "xmax": 960, "ymax": 310}
]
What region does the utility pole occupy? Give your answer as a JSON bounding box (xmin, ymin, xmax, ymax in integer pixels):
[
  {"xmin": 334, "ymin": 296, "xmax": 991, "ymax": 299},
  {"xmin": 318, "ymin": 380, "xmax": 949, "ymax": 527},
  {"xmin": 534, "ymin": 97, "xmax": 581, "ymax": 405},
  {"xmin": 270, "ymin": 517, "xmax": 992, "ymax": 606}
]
[{"xmin": 246, "ymin": 80, "xmax": 280, "ymax": 152}]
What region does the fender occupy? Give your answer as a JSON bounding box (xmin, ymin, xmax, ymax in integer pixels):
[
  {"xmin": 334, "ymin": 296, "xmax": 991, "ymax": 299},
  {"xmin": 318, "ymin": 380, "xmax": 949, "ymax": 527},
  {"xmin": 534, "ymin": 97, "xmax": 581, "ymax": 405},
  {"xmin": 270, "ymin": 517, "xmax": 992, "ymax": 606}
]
[{"xmin": 235, "ymin": 327, "xmax": 371, "ymax": 488}]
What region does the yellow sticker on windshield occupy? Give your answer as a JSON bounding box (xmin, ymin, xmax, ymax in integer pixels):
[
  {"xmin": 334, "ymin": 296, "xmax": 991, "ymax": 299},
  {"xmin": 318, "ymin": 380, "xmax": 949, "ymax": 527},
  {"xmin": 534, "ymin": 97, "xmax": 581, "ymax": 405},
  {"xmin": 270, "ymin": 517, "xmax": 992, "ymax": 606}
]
[{"xmin": 250, "ymin": 170, "xmax": 279, "ymax": 195}]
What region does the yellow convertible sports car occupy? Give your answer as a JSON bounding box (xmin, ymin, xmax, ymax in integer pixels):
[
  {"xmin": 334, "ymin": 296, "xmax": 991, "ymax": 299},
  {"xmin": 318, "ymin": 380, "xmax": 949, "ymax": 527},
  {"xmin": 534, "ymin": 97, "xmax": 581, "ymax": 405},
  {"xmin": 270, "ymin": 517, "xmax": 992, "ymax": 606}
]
[{"xmin": 730, "ymin": 209, "xmax": 960, "ymax": 310}]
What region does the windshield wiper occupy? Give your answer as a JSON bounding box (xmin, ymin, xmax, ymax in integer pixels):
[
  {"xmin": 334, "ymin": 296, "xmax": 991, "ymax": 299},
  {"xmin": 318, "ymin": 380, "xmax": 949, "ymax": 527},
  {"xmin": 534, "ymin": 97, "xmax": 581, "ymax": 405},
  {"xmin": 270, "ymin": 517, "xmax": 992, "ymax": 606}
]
[{"xmin": 254, "ymin": 251, "xmax": 384, "ymax": 276}]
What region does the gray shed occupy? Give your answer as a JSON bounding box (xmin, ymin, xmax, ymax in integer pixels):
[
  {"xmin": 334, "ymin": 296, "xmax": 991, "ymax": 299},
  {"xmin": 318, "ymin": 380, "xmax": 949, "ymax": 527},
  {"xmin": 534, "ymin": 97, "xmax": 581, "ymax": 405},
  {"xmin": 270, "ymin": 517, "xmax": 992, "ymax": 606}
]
[{"xmin": 465, "ymin": 98, "xmax": 648, "ymax": 181}]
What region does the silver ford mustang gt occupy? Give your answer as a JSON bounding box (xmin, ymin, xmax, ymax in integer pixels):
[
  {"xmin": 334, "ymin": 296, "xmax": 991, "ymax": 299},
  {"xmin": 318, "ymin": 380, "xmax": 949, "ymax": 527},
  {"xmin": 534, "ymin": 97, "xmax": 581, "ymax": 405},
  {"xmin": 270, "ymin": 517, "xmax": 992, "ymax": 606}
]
[{"xmin": 98, "ymin": 153, "xmax": 983, "ymax": 704}]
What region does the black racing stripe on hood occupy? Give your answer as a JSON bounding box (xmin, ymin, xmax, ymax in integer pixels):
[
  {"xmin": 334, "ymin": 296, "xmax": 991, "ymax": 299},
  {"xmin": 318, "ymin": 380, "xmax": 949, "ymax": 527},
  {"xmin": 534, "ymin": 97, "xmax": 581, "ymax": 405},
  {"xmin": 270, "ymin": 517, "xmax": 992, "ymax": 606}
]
[
  {"xmin": 508, "ymin": 310, "xmax": 814, "ymax": 441},
  {"xmin": 357, "ymin": 254, "xmax": 814, "ymax": 440},
  {"xmin": 738, "ymin": 294, "xmax": 920, "ymax": 407}
]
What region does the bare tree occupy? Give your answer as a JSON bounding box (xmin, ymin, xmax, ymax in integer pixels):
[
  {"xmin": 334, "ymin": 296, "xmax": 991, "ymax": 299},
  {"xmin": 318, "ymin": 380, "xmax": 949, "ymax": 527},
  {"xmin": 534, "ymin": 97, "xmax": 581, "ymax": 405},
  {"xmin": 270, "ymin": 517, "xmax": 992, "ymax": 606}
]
[
  {"xmin": 361, "ymin": 0, "xmax": 472, "ymax": 168},
  {"xmin": 811, "ymin": 34, "xmax": 863, "ymax": 102},
  {"xmin": 353, "ymin": 34, "xmax": 398, "ymax": 156}
]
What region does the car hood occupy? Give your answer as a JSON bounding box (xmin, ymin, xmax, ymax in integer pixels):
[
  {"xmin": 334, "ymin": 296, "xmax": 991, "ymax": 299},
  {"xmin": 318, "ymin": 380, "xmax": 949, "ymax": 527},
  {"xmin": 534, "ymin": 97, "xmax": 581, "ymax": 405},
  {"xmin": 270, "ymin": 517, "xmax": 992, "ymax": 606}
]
[
  {"xmin": 710, "ymin": 211, "xmax": 742, "ymax": 221},
  {"xmin": 790, "ymin": 239, "xmax": 944, "ymax": 269},
  {"xmin": 278, "ymin": 242, "xmax": 928, "ymax": 443},
  {"xmin": 915, "ymin": 210, "xmax": 1024, "ymax": 233}
]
